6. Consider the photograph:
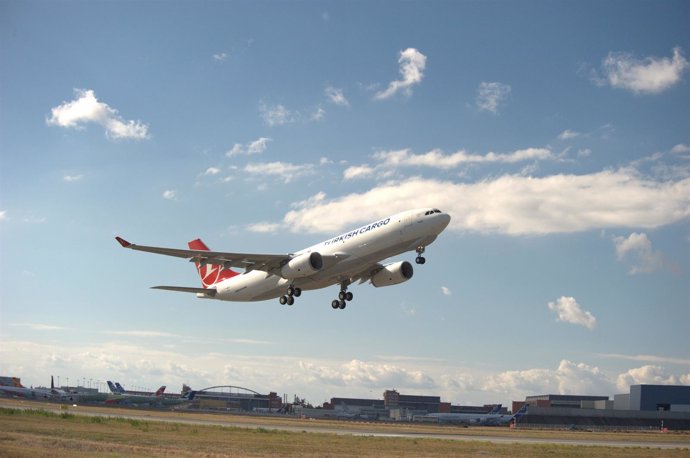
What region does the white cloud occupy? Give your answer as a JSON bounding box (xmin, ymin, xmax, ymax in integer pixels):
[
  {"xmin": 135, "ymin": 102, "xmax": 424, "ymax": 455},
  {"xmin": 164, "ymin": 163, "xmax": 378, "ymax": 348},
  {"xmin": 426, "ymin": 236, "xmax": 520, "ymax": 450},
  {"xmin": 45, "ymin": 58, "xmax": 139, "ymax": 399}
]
[
  {"xmin": 441, "ymin": 286, "xmax": 452, "ymax": 296},
  {"xmin": 259, "ymin": 103, "xmax": 324, "ymax": 126},
  {"xmin": 547, "ymin": 296, "xmax": 596, "ymax": 330},
  {"xmin": 226, "ymin": 137, "xmax": 271, "ymax": 157},
  {"xmin": 596, "ymin": 46, "xmax": 689, "ymax": 94},
  {"xmin": 325, "ymin": 86, "xmax": 349, "ymax": 106},
  {"xmin": 373, "ymin": 147, "xmax": 553, "ymax": 169},
  {"xmin": 300, "ymin": 359, "xmax": 435, "ymax": 390},
  {"xmin": 204, "ymin": 167, "xmax": 221, "ymax": 175},
  {"xmin": 671, "ymin": 143, "xmax": 690, "ymax": 155},
  {"xmin": 558, "ymin": 129, "xmax": 580, "ymax": 140},
  {"xmin": 63, "ymin": 174, "xmax": 83, "ymax": 182},
  {"xmin": 162, "ymin": 190, "xmax": 176, "ymax": 200},
  {"xmin": 105, "ymin": 330, "xmax": 180, "ymax": 338},
  {"xmin": 281, "ymin": 171, "xmax": 690, "ymax": 235},
  {"xmin": 476, "ymin": 81, "xmax": 511, "ymax": 114},
  {"xmin": 613, "ymin": 232, "xmax": 664, "ymax": 274},
  {"xmin": 598, "ymin": 353, "xmax": 690, "ymax": 366},
  {"xmin": 483, "ymin": 360, "xmax": 614, "ymax": 399},
  {"xmin": 260, "ymin": 103, "xmax": 294, "ymax": 126},
  {"xmin": 247, "ymin": 222, "xmax": 282, "ymax": 233},
  {"xmin": 0, "ymin": 210, "xmax": 6, "ymax": 221},
  {"xmin": 47, "ymin": 89, "xmax": 149, "ymax": 140},
  {"xmin": 310, "ymin": 106, "xmax": 326, "ymax": 121},
  {"xmin": 374, "ymin": 48, "xmax": 427, "ymax": 100},
  {"xmin": 616, "ymin": 365, "xmax": 688, "ymax": 392},
  {"xmin": 212, "ymin": 52, "xmax": 228, "ymax": 62},
  {"xmin": 11, "ymin": 323, "xmax": 67, "ymax": 331},
  {"xmin": 291, "ymin": 191, "xmax": 327, "ymax": 209},
  {"xmin": 343, "ymin": 164, "xmax": 375, "ymax": 180},
  {"xmin": 244, "ymin": 161, "xmax": 314, "ymax": 184}
]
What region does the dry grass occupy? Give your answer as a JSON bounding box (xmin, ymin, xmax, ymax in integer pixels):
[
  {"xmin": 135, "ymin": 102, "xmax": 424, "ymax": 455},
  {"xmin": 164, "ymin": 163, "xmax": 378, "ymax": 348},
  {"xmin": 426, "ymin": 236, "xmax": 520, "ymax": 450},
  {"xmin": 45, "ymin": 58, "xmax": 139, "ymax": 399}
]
[{"xmin": 0, "ymin": 400, "xmax": 688, "ymax": 457}]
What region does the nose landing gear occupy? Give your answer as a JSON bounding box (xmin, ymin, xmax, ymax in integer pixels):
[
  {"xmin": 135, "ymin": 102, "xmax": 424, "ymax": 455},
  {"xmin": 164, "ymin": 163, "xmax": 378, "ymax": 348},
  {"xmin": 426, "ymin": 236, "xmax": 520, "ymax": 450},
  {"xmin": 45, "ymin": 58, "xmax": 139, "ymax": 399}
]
[{"xmin": 415, "ymin": 246, "xmax": 426, "ymax": 264}]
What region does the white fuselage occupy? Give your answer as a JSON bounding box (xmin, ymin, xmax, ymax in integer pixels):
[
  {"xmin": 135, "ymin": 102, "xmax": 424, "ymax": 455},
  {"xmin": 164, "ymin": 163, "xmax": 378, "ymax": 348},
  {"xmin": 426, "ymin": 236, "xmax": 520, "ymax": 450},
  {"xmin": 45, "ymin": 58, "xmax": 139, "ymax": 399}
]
[{"xmin": 210, "ymin": 208, "xmax": 450, "ymax": 301}]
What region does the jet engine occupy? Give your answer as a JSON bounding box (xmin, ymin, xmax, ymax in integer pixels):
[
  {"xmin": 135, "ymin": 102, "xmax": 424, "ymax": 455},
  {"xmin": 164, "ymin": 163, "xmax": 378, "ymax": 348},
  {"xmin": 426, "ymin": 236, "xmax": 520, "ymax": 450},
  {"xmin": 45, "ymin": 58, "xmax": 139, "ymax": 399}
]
[
  {"xmin": 281, "ymin": 252, "xmax": 323, "ymax": 279},
  {"xmin": 370, "ymin": 261, "xmax": 414, "ymax": 287}
]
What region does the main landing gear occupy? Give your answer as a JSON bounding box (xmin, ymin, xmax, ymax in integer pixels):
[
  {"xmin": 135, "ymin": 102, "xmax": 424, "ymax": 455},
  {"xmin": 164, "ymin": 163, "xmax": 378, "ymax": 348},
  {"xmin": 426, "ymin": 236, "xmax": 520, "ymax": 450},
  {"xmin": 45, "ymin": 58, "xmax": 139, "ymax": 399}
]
[
  {"xmin": 331, "ymin": 283, "xmax": 353, "ymax": 310},
  {"xmin": 415, "ymin": 246, "xmax": 426, "ymax": 264},
  {"xmin": 279, "ymin": 285, "xmax": 301, "ymax": 306}
]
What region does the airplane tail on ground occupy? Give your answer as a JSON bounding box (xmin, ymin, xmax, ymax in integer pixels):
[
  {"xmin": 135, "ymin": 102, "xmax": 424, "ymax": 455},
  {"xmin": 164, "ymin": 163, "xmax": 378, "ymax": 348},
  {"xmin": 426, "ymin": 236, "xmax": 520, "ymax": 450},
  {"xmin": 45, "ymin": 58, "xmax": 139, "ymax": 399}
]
[
  {"xmin": 489, "ymin": 404, "xmax": 502, "ymax": 415},
  {"xmin": 155, "ymin": 386, "xmax": 166, "ymax": 397},
  {"xmin": 512, "ymin": 404, "xmax": 528, "ymax": 420},
  {"xmin": 114, "ymin": 382, "xmax": 126, "ymax": 394},
  {"xmin": 107, "ymin": 381, "xmax": 119, "ymax": 394},
  {"xmin": 188, "ymin": 239, "xmax": 239, "ymax": 288}
]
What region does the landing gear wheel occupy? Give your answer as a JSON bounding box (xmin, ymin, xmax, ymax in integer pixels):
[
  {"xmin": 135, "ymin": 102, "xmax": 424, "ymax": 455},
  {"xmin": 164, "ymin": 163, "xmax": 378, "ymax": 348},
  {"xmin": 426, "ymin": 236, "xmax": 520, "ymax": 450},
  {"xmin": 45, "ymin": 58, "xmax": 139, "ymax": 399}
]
[
  {"xmin": 338, "ymin": 300, "xmax": 346, "ymax": 309},
  {"xmin": 415, "ymin": 256, "xmax": 426, "ymax": 264},
  {"xmin": 293, "ymin": 288, "xmax": 302, "ymax": 297},
  {"xmin": 338, "ymin": 291, "xmax": 347, "ymax": 301},
  {"xmin": 279, "ymin": 296, "xmax": 288, "ymax": 305},
  {"xmin": 287, "ymin": 296, "xmax": 295, "ymax": 306},
  {"xmin": 287, "ymin": 286, "xmax": 295, "ymax": 296},
  {"xmin": 331, "ymin": 300, "xmax": 340, "ymax": 309},
  {"xmin": 345, "ymin": 292, "xmax": 353, "ymax": 301}
]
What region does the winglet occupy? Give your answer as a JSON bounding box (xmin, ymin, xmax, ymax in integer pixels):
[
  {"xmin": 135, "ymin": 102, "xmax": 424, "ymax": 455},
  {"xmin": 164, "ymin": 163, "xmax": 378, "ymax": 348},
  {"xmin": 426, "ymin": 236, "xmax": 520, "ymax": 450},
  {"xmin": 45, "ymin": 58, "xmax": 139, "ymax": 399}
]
[{"xmin": 115, "ymin": 236, "xmax": 132, "ymax": 248}]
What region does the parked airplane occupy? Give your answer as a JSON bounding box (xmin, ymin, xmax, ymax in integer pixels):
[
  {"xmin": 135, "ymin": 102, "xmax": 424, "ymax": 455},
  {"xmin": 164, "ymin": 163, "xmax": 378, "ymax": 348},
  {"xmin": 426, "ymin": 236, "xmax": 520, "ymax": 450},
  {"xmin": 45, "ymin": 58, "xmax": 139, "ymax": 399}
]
[
  {"xmin": 0, "ymin": 376, "xmax": 76, "ymax": 402},
  {"xmin": 115, "ymin": 208, "xmax": 451, "ymax": 309},
  {"xmin": 105, "ymin": 381, "xmax": 195, "ymax": 406},
  {"xmin": 424, "ymin": 404, "xmax": 528, "ymax": 425},
  {"xmin": 106, "ymin": 381, "xmax": 166, "ymax": 405}
]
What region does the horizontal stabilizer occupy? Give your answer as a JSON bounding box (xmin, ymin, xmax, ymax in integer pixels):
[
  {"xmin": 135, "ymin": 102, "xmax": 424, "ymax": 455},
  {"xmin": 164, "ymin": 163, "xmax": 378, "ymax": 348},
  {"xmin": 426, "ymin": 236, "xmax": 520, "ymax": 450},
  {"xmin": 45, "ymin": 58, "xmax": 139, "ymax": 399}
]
[{"xmin": 152, "ymin": 286, "xmax": 217, "ymax": 296}]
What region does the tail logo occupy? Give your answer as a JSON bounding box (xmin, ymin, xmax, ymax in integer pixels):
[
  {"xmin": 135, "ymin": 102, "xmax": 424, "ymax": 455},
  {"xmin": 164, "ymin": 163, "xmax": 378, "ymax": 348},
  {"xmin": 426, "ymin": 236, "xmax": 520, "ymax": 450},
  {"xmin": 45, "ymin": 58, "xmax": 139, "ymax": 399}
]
[{"xmin": 197, "ymin": 263, "xmax": 223, "ymax": 288}]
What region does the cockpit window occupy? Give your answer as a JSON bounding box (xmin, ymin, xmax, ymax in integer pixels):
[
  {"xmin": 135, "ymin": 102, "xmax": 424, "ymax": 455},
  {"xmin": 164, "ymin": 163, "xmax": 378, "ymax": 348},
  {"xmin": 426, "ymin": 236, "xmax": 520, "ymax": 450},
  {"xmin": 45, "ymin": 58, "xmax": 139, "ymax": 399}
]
[{"xmin": 425, "ymin": 209, "xmax": 443, "ymax": 215}]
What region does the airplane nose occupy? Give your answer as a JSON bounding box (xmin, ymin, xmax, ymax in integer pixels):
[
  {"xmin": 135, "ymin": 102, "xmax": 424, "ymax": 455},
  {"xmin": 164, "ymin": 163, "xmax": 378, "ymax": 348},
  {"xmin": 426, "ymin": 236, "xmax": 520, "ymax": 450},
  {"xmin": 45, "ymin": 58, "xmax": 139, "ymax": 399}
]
[{"xmin": 437, "ymin": 213, "xmax": 451, "ymax": 231}]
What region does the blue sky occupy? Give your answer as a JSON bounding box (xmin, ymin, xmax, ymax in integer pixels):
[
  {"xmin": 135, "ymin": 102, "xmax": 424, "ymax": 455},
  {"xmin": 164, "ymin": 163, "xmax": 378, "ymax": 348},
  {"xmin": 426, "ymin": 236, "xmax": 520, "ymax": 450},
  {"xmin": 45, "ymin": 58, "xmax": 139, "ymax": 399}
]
[{"xmin": 1, "ymin": 0, "xmax": 689, "ymax": 406}]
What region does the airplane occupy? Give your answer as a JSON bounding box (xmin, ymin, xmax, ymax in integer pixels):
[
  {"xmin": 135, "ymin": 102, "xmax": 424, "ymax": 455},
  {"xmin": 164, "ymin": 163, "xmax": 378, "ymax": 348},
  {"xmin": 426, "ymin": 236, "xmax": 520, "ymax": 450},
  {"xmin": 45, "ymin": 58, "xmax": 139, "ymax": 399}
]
[
  {"xmin": 423, "ymin": 404, "xmax": 528, "ymax": 425},
  {"xmin": 105, "ymin": 381, "xmax": 195, "ymax": 406},
  {"xmin": 0, "ymin": 376, "xmax": 76, "ymax": 402},
  {"xmin": 105, "ymin": 381, "xmax": 167, "ymax": 405},
  {"xmin": 115, "ymin": 208, "xmax": 451, "ymax": 309},
  {"xmin": 107, "ymin": 381, "xmax": 125, "ymax": 394}
]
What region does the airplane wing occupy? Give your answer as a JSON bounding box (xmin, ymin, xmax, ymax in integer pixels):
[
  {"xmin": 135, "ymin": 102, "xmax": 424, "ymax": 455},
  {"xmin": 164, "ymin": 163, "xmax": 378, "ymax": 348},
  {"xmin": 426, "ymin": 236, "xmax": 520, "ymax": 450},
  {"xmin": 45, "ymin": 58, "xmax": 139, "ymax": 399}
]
[
  {"xmin": 353, "ymin": 263, "xmax": 386, "ymax": 284},
  {"xmin": 115, "ymin": 237, "xmax": 288, "ymax": 273},
  {"xmin": 152, "ymin": 286, "xmax": 217, "ymax": 296}
]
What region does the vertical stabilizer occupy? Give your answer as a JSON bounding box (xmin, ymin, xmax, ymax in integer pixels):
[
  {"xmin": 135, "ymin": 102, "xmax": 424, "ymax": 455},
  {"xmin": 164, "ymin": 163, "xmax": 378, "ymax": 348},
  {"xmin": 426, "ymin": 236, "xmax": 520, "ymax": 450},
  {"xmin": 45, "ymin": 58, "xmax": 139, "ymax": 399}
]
[{"xmin": 188, "ymin": 239, "xmax": 239, "ymax": 288}]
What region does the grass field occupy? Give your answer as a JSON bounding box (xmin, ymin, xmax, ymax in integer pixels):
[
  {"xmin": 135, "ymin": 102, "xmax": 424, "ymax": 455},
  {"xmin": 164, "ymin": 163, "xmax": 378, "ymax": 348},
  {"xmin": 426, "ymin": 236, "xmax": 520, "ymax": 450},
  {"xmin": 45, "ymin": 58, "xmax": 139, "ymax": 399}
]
[{"xmin": 0, "ymin": 399, "xmax": 689, "ymax": 457}]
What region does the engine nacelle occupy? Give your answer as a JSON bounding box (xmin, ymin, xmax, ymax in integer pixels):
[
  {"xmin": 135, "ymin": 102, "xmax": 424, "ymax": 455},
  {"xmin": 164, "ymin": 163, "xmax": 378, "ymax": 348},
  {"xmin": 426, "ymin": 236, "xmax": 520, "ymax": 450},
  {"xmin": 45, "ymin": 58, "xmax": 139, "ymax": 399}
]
[
  {"xmin": 281, "ymin": 252, "xmax": 323, "ymax": 279},
  {"xmin": 371, "ymin": 261, "xmax": 414, "ymax": 287}
]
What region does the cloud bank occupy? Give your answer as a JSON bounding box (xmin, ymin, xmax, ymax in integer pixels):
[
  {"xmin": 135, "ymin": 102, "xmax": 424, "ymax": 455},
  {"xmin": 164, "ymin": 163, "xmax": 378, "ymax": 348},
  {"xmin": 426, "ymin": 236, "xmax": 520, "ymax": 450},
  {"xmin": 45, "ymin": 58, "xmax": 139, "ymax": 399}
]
[{"xmin": 281, "ymin": 171, "xmax": 690, "ymax": 235}]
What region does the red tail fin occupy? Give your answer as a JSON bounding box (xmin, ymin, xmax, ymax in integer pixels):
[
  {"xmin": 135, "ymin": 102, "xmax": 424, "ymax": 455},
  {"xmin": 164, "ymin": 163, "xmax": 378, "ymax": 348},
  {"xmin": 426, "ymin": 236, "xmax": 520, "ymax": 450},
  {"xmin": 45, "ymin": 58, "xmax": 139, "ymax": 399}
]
[
  {"xmin": 188, "ymin": 238, "xmax": 239, "ymax": 288},
  {"xmin": 155, "ymin": 386, "xmax": 166, "ymax": 397}
]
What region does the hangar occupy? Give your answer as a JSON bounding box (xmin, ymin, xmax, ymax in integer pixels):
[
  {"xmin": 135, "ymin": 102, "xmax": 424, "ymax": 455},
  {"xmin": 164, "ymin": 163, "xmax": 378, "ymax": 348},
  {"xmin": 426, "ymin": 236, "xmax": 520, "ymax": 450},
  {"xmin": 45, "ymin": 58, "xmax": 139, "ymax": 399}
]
[{"xmin": 514, "ymin": 385, "xmax": 690, "ymax": 430}]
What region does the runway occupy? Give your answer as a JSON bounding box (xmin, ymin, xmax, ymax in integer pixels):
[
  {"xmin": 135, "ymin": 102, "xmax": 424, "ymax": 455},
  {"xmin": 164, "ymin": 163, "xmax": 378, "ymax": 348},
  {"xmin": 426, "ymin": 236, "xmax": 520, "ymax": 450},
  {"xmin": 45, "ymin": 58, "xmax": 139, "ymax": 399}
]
[{"xmin": 2, "ymin": 398, "xmax": 688, "ymax": 451}]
